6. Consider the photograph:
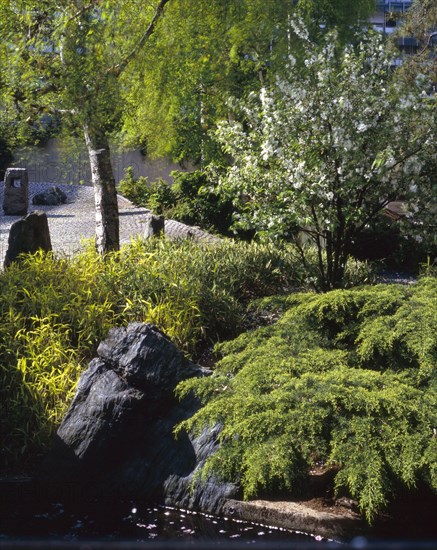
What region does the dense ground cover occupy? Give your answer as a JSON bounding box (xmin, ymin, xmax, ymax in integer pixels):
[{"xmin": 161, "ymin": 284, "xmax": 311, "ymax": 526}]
[
  {"xmin": 1, "ymin": 238, "xmax": 434, "ymax": 526},
  {"xmin": 177, "ymin": 277, "xmax": 437, "ymax": 523},
  {"xmin": 0, "ymin": 238, "xmax": 330, "ymax": 471}
]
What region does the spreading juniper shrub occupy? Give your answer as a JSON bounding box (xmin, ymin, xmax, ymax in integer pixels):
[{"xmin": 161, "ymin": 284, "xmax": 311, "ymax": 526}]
[{"xmin": 176, "ymin": 278, "xmax": 437, "ymax": 523}]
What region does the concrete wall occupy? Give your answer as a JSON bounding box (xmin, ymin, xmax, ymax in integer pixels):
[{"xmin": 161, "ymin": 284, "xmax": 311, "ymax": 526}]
[{"xmin": 12, "ymin": 139, "xmax": 190, "ymax": 186}]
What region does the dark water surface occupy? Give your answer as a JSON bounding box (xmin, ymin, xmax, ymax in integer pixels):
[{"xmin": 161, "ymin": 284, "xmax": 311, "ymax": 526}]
[{"xmin": 0, "ymin": 497, "xmax": 328, "ymax": 545}]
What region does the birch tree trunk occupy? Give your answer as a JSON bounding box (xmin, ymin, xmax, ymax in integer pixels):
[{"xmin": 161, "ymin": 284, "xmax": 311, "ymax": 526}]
[{"xmin": 84, "ymin": 126, "xmax": 120, "ymax": 254}]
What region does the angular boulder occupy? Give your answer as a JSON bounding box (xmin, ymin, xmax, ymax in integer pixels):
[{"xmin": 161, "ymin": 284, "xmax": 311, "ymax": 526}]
[
  {"xmin": 41, "ymin": 323, "xmax": 238, "ymax": 515},
  {"xmin": 2, "ymin": 167, "xmax": 28, "ymax": 215},
  {"xmin": 143, "ymin": 213, "xmax": 164, "ymax": 239},
  {"xmin": 4, "ymin": 210, "xmax": 52, "ymax": 268}
]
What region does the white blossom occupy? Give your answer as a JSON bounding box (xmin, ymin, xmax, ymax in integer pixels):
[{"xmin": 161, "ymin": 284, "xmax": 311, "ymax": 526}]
[
  {"xmin": 289, "ymin": 17, "xmax": 309, "ymax": 41},
  {"xmin": 208, "ymin": 22, "xmax": 435, "ymax": 285}
]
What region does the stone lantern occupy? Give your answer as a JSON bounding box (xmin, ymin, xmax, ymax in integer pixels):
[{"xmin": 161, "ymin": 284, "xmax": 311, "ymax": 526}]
[{"xmin": 2, "ymin": 167, "xmax": 28, "ymax": 215}]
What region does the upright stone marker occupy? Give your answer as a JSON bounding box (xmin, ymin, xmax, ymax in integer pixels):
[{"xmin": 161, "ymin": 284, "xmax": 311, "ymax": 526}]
[
  {"xmin": 144, "ymin": 213, "xmax": 164, "ymax": 239},
  {"xmin": 4, "ymin": 211, "xmax": 52, "ymax": 268},
  {"xmin": 2, "ymin": 167, "xmax": 28, "ymax": 215}
]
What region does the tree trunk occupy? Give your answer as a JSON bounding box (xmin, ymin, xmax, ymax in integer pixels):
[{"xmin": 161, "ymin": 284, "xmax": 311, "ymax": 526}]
[{"xmin": 84, "ymin": 126, "xmax": 120, "ymax": 254}]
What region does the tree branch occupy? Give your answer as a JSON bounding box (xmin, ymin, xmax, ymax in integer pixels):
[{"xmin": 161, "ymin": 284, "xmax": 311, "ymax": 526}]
[
  {"xmin": 418, "ymin": 31, "xmax": 437, "ymax": 56},
  {"xmin": 111, "ymin": 0, "xmax": 171, "ymax": 77}
]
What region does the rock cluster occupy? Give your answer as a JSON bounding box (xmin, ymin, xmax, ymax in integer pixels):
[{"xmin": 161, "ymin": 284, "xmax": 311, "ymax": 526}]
[
  {"xmin": 32, "ymin": 185, "xmax": 67, "ymax": 206},
  {"xmin": 41, "ymin": 323, "xmax": 238, "ymax": 515}
]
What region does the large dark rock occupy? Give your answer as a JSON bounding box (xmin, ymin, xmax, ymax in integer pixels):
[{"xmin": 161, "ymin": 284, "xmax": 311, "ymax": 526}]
[
  {"xmin": 4, "ymin": 210, "xmax": 52, "ymax": 268},
  {"xmin": 41, "ymin": 323, "xmax": 238, "ymax": 515},
  {"xmin": 32, "ymin": 185, "xmax": 67, "ymax": 206}
]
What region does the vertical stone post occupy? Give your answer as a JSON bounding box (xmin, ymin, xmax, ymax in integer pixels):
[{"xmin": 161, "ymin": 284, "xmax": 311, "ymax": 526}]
[
  {"xmin": 2, "ymin": 168, "xmax": 29, "ymax": 216},
  {"xmin": 4, "ymin": 211, "xmax": 52, "ymax": 268},
  {"xmin": 144, "ymin": 214, "xmax": 165, "ymax": 239}
]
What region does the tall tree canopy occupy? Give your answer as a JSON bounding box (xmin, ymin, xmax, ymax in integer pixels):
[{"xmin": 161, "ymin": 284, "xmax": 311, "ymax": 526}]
[
  {"xmin": 396, "ymin": 0, "xmax": 437, "ymax": 87},
  {"xmin": 122, "ymin": 0, "xmax": 377, "ymax": 165},
  {"xmin": 0, "ymin": 0, "xmax": 171, "ymax": 253}
]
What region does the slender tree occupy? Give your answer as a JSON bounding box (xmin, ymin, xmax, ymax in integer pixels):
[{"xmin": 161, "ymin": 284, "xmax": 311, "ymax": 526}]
[{"xmin": 0, "ymin": 0, "xmax": 171, "ymax": 253}]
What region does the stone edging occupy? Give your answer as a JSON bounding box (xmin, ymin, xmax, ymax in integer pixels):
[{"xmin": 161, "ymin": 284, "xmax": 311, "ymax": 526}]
[{"xmin": 222, "ymin": 499, "xmax": 365, "ymax": 541}]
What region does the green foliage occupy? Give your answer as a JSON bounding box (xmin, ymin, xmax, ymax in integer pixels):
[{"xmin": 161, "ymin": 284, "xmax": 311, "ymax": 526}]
[
  {"xmin": 0, "ymin": 251, "xmax": 115, "ymax": 470},
  {"xmin": 122, "ymin": 0, "xmax": 377, "ymax": 163},
  {"xmin": 176, "ymin": 278, "xmax": 437, "ymax": 523},
  {"xmin": 0, "ymin": 135, "xmax": 13, "ymax": 179},
  {"xmin": 0, "ymin": 1, "xmax": 174, "ymax": 253},
  {"xmin": 395, "ymin": 0, "xmax": 437, "ymax": 89},
  {"xmin": 118, "ymin": 166, "xmax": 151, "ymax": 206},
  {"xmin": 351, "ymin": 220, "xmax": 431, "ymax": 273},
  {"xmin": 146, "ymin": 178, "xmax": 178, "ymax": 214},
  {"xmin": 0, "ymin": 238, "xmax": 315, "ymax": 470},
  {"xmin": 119, "ymin": 168, "xmax": 235, "ymax": 236},
  {"xmin": 0, "ymin": 1, "xmax": 171, "ymax": 135},
  {"xmin": 112, "ymin": 238, "xmax": 313, "ymax": 347},
  {"xmin": 118, "ymin": 167, "xmax": 176, "ymax": 214},
  {"xmin": 0, "ymin": 95, "xmax": 16, "ymax": 177},
  {"xmin": 167, "ymin": 171, "xmax": 234, "ymax": 235}
]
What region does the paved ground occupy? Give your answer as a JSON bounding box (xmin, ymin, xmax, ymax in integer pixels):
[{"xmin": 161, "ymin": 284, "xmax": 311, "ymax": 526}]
[{"xmin": 0, "ymin": 183, "xmax": 219, "ymax": 265}]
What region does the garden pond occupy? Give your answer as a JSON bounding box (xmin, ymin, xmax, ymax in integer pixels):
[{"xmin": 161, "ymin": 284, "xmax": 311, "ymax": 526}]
[{"xmin": 0, "ymin": 490, "xmax": 329, "ymax": 545}]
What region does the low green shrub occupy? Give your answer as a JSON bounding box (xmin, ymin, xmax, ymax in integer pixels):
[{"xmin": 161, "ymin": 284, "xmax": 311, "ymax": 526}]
[
  {"xmin": 0, "ymin": 135, "xmax": 14, "ymax": 181},
  {"xmin": 118, "ymin": 168, "xmax": 235, "ymax": 236},
  {"xmin": 350, "ymin": 215, "xmax": 431, "ymax": 273},
  {"xmin": 118, "ymin": 167, "xmax": 177, "ymax": 214},
  {"xmin": 176, "ymin": 278, "xmax": 437, "ymax": 523},
  {"xmin": 146, "ymin": 178, "xmax": 177, "ymax": 214},
  {"xmin": 118, "ymin": 166, "xmax": 151, "ymax": 206},
  {"xmin": 0, "ymin": 251, "xmax": 118, "ymax": 470},
  {"xmin": 167, "ymin": 171, "xmax": 234, "ymax": 235},
  {"xmin": 1, "ymin": 318, "xmax": 82, "ymax": 470},
  {"xmin": 110, "ymin": 238, "xmax": 311, "ymax": 347}
]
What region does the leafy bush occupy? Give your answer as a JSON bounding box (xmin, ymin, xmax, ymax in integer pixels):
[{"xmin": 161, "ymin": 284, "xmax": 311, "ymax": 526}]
[
  {"xmin": 167, "ymin": 171, "xmax": 234, "ymax": 235},
  {"xmin": 119, "ymin": 167, "xmax": 235, "ymax": 236},
  {"xmin": 176, "ymin": 278, "xmax": 437, "ymax": 523},
  {"xmin": 118, "ymin": 167, "xmax": 177, "ymax": 214},
  {"xmin": 110, "ymin": 238, "xmax": 312, "ymax": 347},
  {"xmin": 118, "ymin": 166, "xmax": 151, "ymax": 206},
  {"xmin": 0, "ymin": 135, "xmax": 14, "ymax": 180},
  {"xmin": 146, "ymin": 178, "xmax": 178, "ymax": 214},
  {"xmin": 0, "ymin": 251, "xmax": 116, "ymax": 470},
  {"xmin": 350, "ymin": 215, "xmax": 430, "ymax": 273},
  {"xmin": 209, "ymin": 27, "xmax": 436, "ymax": 290}
]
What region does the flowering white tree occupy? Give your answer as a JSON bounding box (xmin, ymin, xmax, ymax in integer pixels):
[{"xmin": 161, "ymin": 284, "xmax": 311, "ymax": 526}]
[{"xmin": 211, "ymin": 23, "xmax": 436, "ymax": 289}]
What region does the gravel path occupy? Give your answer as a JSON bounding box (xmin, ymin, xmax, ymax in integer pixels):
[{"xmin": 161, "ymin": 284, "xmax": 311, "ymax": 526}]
[
  {"xmin": 0, "ymin": 183, "xmax": 219, "ymax": 264},
  {"xmin": 0, "ymin": 183, "xmax": 419, "ymax": 284}
]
